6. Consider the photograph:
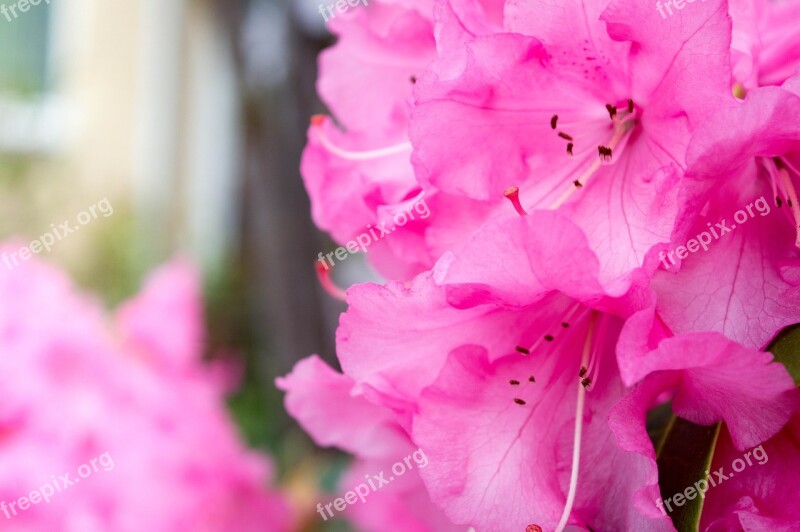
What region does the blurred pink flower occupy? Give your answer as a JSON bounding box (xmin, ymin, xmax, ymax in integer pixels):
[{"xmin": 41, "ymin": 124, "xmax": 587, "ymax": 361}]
[{"xmin": 0, "ymin": 249, "xmax": 292, "ymax": 532}]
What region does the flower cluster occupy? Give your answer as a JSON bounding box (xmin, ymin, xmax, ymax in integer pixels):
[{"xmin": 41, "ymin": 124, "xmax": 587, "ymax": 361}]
[
  {"xmin": 0, "ymin": 247, "xmax": 293, "ymax": 531},
  {"xmin": 285, "ymin": 0, "xmax": 800, "ymax": 530}
]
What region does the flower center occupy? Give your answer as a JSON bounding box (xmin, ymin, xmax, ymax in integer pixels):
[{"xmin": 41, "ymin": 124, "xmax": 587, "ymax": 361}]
[
  {"xmin": 506, "ymin": 100, "xmax": 639, "ymax": 215},
  {"xmin": 510, "ymin": 306, "xmax": 610, "ymax": 530}
]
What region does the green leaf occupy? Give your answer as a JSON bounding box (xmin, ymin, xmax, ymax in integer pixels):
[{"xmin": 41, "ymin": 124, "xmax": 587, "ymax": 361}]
[
  {"xmin": 766, "ymin": 323, "xmax": 800, "ymax": 386},
  {"xmin": 656, "ymin": 416, "xmax": 720, "ymax": 532}
]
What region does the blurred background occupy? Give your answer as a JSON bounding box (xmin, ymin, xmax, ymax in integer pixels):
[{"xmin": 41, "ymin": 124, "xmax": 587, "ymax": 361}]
[{"xmin": 0, "ymin": 0, "xmax": 356, "ymax": 529}]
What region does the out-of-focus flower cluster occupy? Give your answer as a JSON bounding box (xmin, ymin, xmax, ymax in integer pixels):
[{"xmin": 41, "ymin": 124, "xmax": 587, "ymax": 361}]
[
  {"xmin": 286, "ymin": 0, "xmax": 800, "ymax": 530},
  {"xmin": 0, "ymin": 246, "xmax": 292, "ymax": 532}
]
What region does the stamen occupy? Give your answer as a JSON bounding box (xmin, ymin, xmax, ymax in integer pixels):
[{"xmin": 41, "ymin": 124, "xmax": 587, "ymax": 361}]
[
  {"xmin": 579, "ymin": 366, "xmax": 587, "ymax": 377},
  {"xmin": 315, "ymin": 261, "xmax": 347, "ymax": 301},
  {"xmin": 777, "ymin": 197, "xmax": 783, "ymax": 208},
  {"xmin": 518, "ymin": 304, "xmax": 587, "ymax": 355},
  {"xmin": 566, "ymin": 143, "xmax": 574, "ymax": 156},
  {"xmin": 558, "ymin": 132, "xmax": 574, "ymax": 141},
  {"xmin": 776, "ymin": 162, "xmax": 800, "ymax": 247},
  {"xmin": 504, "ymin": 187, "xmax": 529, "ymax": 217},
  {"xmin": 551, "ymin": 115, "xmax": 559, "ymax": 130},
  {"xmin": 550, "ymin": 120, "xmax": 634, "ymax": 209},
  {"xmin": 553, "ymin": 313, "xmax": 596, "ymax": 532},
  {"xmin": 514, "ymin": 398, "xmax": 527, "ymax": 406},
  {"xmin": 509, "ymin": 380, "xmax": 520, "ymax": 386},
  {"xmin": 529, "ymin": 375, "xmax": 536, "ymax": 383},
  {"xmin": 627, "ymin": 99, "xmax": 634, "ymax": 113},
  {"xmin": 311, "ymin": 116, "xmax": 413, "ymax": 161},
  {"xmin": 605, "ymin": 104, "xmax": 617, "ymax": 119},
  {"xmin": 573, "ymin": 180, "xmax": 583, "ymax": 189}
]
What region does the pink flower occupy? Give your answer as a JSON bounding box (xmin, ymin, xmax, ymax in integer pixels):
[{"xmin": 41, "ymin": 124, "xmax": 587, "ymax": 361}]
[
  {"xmin": 302, "ymin": 0, "xmax": 438, "ymax": 279},
  {"xmin": 699, "ymin": 412, "xmax": 800, "ymax": 530},
  {"xmin": 729, "ymin": 0, "xmax": 800, "ymax": 89},
  {"xmin": 277, "ymin": 355, "xmax": 460, "ymax": 531},
  {"xmin": 409, "ymin": 0, "xmax": 735, "ymax": 283},
  {"xmin": 655, "ymin": 78, "xmax": 800, "ymax": 349},
  {"xmin": 0, "ymin": 249, "xmax": 292, "ymax": 532},
  {"xmin": 303, "ymin": 0, "xmax": 504, "ymax": 279},
  {"xmin": 338, "ymin": 213, "xmax": 797, "ymax": 530},
  {"xmin": 318, "ymin": 0, "xmax": 435, "ymax": 134}
]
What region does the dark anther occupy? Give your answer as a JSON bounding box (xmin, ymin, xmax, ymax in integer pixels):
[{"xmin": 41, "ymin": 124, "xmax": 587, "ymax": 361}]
[
  {"xmin": 558, "ymin": 132, "xmax": 573, "ymax": 141},
  {"xmin": 529, "ymin": 376, "xmax": 536, "ymax": 383},
  {"xmin": 598, "ymin": 146, "xmax": 612, "ymax": 161},
  {"xmin": 581, "ymin": 377, "xmax": 591, "ymax": 388},
  {"xmin": 605, "ymin": 104, "xmax": 617, "ymax": 119},
  {"xmin": 567, "ymin": 143, "xmax": 574, "ymax": 156},
  {"xmin": 627, "ymin": 99, "xmax": 634, "ymax": 113},
  {"xmin": 514, "ymin": 398, "xmax": 527, "ymax": 406},
  {"xmin": 516, "ymin": 346, "xmax": 530, "ymax": 355},
  {"xmin": 544, "ymin": 334, "xmax": 554, "ymax": 342},
  {"xmin": 579, "ymin": 366, "xmax": 587, "ymax": 377},
  {"xmin": 777, "ymin": 197, "xmax": 783, "ymax": 207},
  {"xmin": 561, "ymin": 322, "xmax": 569, "ymax": 328},
  {"xmin": 551, "ymin": 115, "xmax": 558, "ymax": 129},
  {"xmin": 509, "ymin": 379, "xmax": 520, "ymax": 386},
  {"xmin": 573, "ymin": 180, "xmax": 583, "ymax": 188},
  {"xmin": 410, "ymin": 75, "xmax": 417, "ymax": 84}
]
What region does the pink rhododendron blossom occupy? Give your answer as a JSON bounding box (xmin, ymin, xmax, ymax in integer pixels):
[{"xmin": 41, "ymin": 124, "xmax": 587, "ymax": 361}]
[
  {"xmin": 294, "ymin": 0, "xmax": 800, "ymax": 529},
  {"xmin": 303, "ymin": 0, "xmax": 505, "ymax": 279},
  {"xmin": 302, "ymin": 0, "xmax": 437, "ymax": 279},
  {"xmin": 699, "ymin": 412, "xmax": 800, "ymax": 530},
  {"xmin": 410, "ymin": 0, "xmax": 734, "ymax": 284},
  {"xmin": 336, "ymin": 212, "xmax": 796, "ymax": 530},
  {"xmin": 318, "ymin": 0, "xmax": 434, "ymax": 134},
  {"xmin": 277, "ymin": 355, "xmax": 460, "ymax": 531},
  {"xmin": 729, "ymin": 0, "xmax": 800, "ymax": 90},
  {"xmin": 658, "ymin": 81, "xmax": 800, "ymax": 348},
  {"xmin": 0, "ymin": 248, "xmax": 292, "ymax": 532}
]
